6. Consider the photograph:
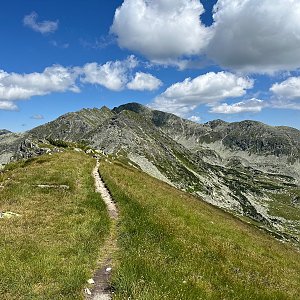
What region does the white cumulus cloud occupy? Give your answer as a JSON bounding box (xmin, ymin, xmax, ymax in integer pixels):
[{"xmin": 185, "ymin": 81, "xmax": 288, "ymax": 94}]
[
  {"xmin": 23, "ymin": 12, "xmax": 59, "ymax": 34},
  {"xmin": 81, "ymin": 55, "xmax": 138, "ymax": 91},
  {"xmin": 110, "ymin": 0, "xmax": 211, "ymax": 63},
  {"xmin": 0, "ymin": 101, "xmax": 18, "ymax": 111},
  {"xmin": 188, "ymin": 115, "xmax": 201, "ymax": 122},
  {"xmin": 0, "ymin": 66, "xmax": 79, "ymax": 103},
  {"xmin": 127, "ymin": 72, "xmax": 162, "ymax": 91},
  {"xmin": 207, "ymin": 0, "xmax": 300, "ymax": 74},
  {"xmin": 270, "ymin": 77, "xmax": 300, "ymax": 99},
  {"xmin": 268, "ymin": 76, "xmax": 300, "ymax": 110},
  {"xmin": 150, "ymin": 71, "xmax": 253, "ymax": 115},
  {"xmin": 210, "ymin": 98, "xmax": 265, "ymax": 114},
  {"xmin": 111, "ymin": 0, "xmax": 300, "ymax": 73},
  {"xmin": 0, "ymin": 57, "xmax": 164, "ymax": 110}
]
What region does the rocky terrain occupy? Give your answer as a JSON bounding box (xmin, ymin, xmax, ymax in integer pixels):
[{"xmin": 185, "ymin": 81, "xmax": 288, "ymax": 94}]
[
  {"xmin": 0, "ymin": 130, "xmax": 26, "ymax": 167},
  {"xmin": 1, "ymin": 102, "xmax": 300, "ymax": 245}
]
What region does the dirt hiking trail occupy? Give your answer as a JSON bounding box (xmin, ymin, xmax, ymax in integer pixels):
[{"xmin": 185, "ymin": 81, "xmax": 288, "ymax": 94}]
[{"xmin": 85, "ymin": 159, "xmax": 118, "ymax": 300}]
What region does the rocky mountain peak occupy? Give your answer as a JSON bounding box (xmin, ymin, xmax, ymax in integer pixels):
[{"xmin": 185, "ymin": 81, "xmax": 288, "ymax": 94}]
[
  {"xmin": 205, "ymin": 119, "xmax": 228, "ymax": 129},
  {"xmin": 112, "ymin": 102, "xmax": 152, "ymax": 115},
  {"xmin": 0, "ymin": 129, "xmax": 12, "ymax": 136},
  {"xmin": 99, "ymin": 105, "xmax": 111, "ymax": 113}
]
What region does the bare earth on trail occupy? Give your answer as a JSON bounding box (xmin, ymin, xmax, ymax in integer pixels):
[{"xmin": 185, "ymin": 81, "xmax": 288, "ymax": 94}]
[{"xmin": 85, "ymin": 160, "xmax": 118, "ymax": 300}]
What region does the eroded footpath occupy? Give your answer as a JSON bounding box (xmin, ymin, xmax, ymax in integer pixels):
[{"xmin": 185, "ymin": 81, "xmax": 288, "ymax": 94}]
[{"xmin": 85, "ymin": 160, "xmax": 118, "ymax": 300}]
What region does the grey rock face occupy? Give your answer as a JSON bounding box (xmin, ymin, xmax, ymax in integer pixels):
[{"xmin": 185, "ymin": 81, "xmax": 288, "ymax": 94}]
[
  {"xmin": 0, "ymin": 131, "xmax": 27, "ymax": 167},
  {"xmin": 144, "ymin": 108, "xmax": 300, "ymax": 181},
  {"xmin": 16, "ymin": 139, "xmax": 51, "ymax": 160},
  {"xmin": 29, "ymin": 106, "xmax": 114, "ymax": 142}
]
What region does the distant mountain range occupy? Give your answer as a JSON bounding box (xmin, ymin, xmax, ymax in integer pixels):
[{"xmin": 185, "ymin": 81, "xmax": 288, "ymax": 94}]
[{"xmin": 1, "ymin": 102, "xmax": 300, "ymax": 244}]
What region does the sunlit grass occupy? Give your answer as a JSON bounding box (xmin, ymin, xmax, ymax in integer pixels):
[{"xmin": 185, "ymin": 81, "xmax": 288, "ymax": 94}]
[
  {"xmin": 100, "ymin": 160, "xmax": 300, "ymax": 300},
  {"xmin": 0, "ymin": 152, "xmax": 110, "ymax": 300}
]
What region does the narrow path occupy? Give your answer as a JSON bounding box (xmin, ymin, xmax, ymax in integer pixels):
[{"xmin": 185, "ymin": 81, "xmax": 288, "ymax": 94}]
[
  {"xmin": 85, "ymin": 160, "xmax": 118, "ymax": 300},
  {"xmin": 93, "ymin": 160, "xmax": 118, "ymax": 220}
]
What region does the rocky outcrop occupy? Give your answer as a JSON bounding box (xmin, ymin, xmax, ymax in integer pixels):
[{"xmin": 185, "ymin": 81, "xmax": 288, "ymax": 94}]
[
  {"xmin": 15, "ymin": 139, "xmax": 52, "ymax": 160},
  {"xmin": 0, "ymin": 131, "xmax": 27, "ymax": 167}
]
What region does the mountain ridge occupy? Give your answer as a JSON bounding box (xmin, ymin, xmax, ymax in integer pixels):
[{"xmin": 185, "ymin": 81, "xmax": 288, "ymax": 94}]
[{"xmin": 1, "ymin": 102, "xmax": 300, "ymax": 245}]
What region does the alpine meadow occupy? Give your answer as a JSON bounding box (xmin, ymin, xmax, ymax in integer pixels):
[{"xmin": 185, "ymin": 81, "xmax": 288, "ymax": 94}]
[{"xmin": 1, "ymin": 1, "xmax": 300, "ymax": 299}]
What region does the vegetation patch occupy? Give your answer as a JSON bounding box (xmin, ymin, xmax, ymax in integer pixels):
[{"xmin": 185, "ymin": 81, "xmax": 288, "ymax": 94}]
[
  {"xmin": 100, "ymin": 160, "xmax": 300, "ymax": 300},
  {"xmin": 268, "ymin": 190, "xmax": 300, "ymax": 221},
  {"xmin": 0, "ymin": 152, "xmax": 110, "ymax": 300}
]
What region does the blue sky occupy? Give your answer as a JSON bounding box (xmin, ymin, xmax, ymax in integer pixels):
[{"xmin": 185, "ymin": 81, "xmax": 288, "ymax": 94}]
[{"xmin": 1, "ymin": 0, "xmax": 300, "ymax": 132}]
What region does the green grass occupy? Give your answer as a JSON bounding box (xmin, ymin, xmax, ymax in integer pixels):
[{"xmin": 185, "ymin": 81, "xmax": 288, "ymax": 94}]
[
  {"xmin": 0, "ymin": 152, "xmax": 110, "ymax": 300},
  {"xmin": 100, "ymin": 160, "xmax": 300, "ymax": 300},
  {"xmin": 268, "ymin": 191, "xmax": 300, "ymax": 221}
]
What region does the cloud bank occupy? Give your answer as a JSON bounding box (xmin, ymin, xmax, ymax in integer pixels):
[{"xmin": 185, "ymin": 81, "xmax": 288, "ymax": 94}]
[
  {"xmin": 0, "ymin": 101, "xmax": 18, "ymax": 111},
  {"xmin": 151, "ymin": 72, "xmax": 253, "ymax": 115},
  {"xmin": 112, "ymin": 0, "xmax": 300, "ymax": 74},
  {"xmin": 208, "ymin": 0, "xmax": 300, "ymax": 74},
  {"xmin": 0, "ymin": 66, "xmax": 79, "ymax": 103},
  {"xmin": 0, "ymin": 57, "xmax": 162, "ymax": 110},
  {"xmin": 270, "ymin": 77, "xmax": 300, "ymax": 99}
]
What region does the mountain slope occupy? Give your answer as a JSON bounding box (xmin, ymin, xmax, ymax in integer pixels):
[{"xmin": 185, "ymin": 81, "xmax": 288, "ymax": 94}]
[
  {"xmin": 147, "ymin": 108, "xmax": 300, "ymax": 180},
  {"xmin": 1, "ymin": 102, "xmax": 300, "ymax": 244},
  {"xmin": 29, "ymin": 106, "xmax": 114, "ymax": 142},
  {"xmin": 109, "ymin": 104, "xmax": 300, "ymax": 243},
  {"xmin": 1, "ymin": 148, "xmax": 299, "ymax": 299},
  {"xmin": 100, "ymin": 158, "xmax": 300, "ymax": 300}
]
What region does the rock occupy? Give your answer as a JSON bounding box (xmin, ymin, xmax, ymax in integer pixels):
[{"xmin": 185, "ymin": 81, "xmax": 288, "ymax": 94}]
[
  {"xmin": 35, "ymin": 184, "xmax": 70, "ymax": 190},
  {"xmin": 105, "ymin": 267, "xmax": 112, "ymax": 273},
  {"xmin": 84, "ymin": 288, "xmax": 92, "ymax": 295},
  {"xmin": 43, "ymin": 148, "xmax": 51, "ymax": 154},
  {"xmin": 0, "ymin": 129, "xmax": 12, "ymax": 136},
  {"xmin": 14, "ymin": 138, "xmax": 51, "ymax": 160},
  {"xmin": 292, "ymin": 196, "xmax": 300, "ymax": 205},
  {"xmin": 87, "ymin": 278, "xmax": 95, "ymax": 284},
  {"xmin": 0, "ymin": 211, "xmax": 21, "ymax": 219}
]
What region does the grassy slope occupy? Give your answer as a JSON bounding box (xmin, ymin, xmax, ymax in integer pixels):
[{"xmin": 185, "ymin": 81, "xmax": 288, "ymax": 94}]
[
  {"xmin": 0, "ymin": 152, "xmax": 110, "ymax": 300},
  {"xmin": 100, "ymin": 160, "xmax": 300, "ymax": 300}
]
